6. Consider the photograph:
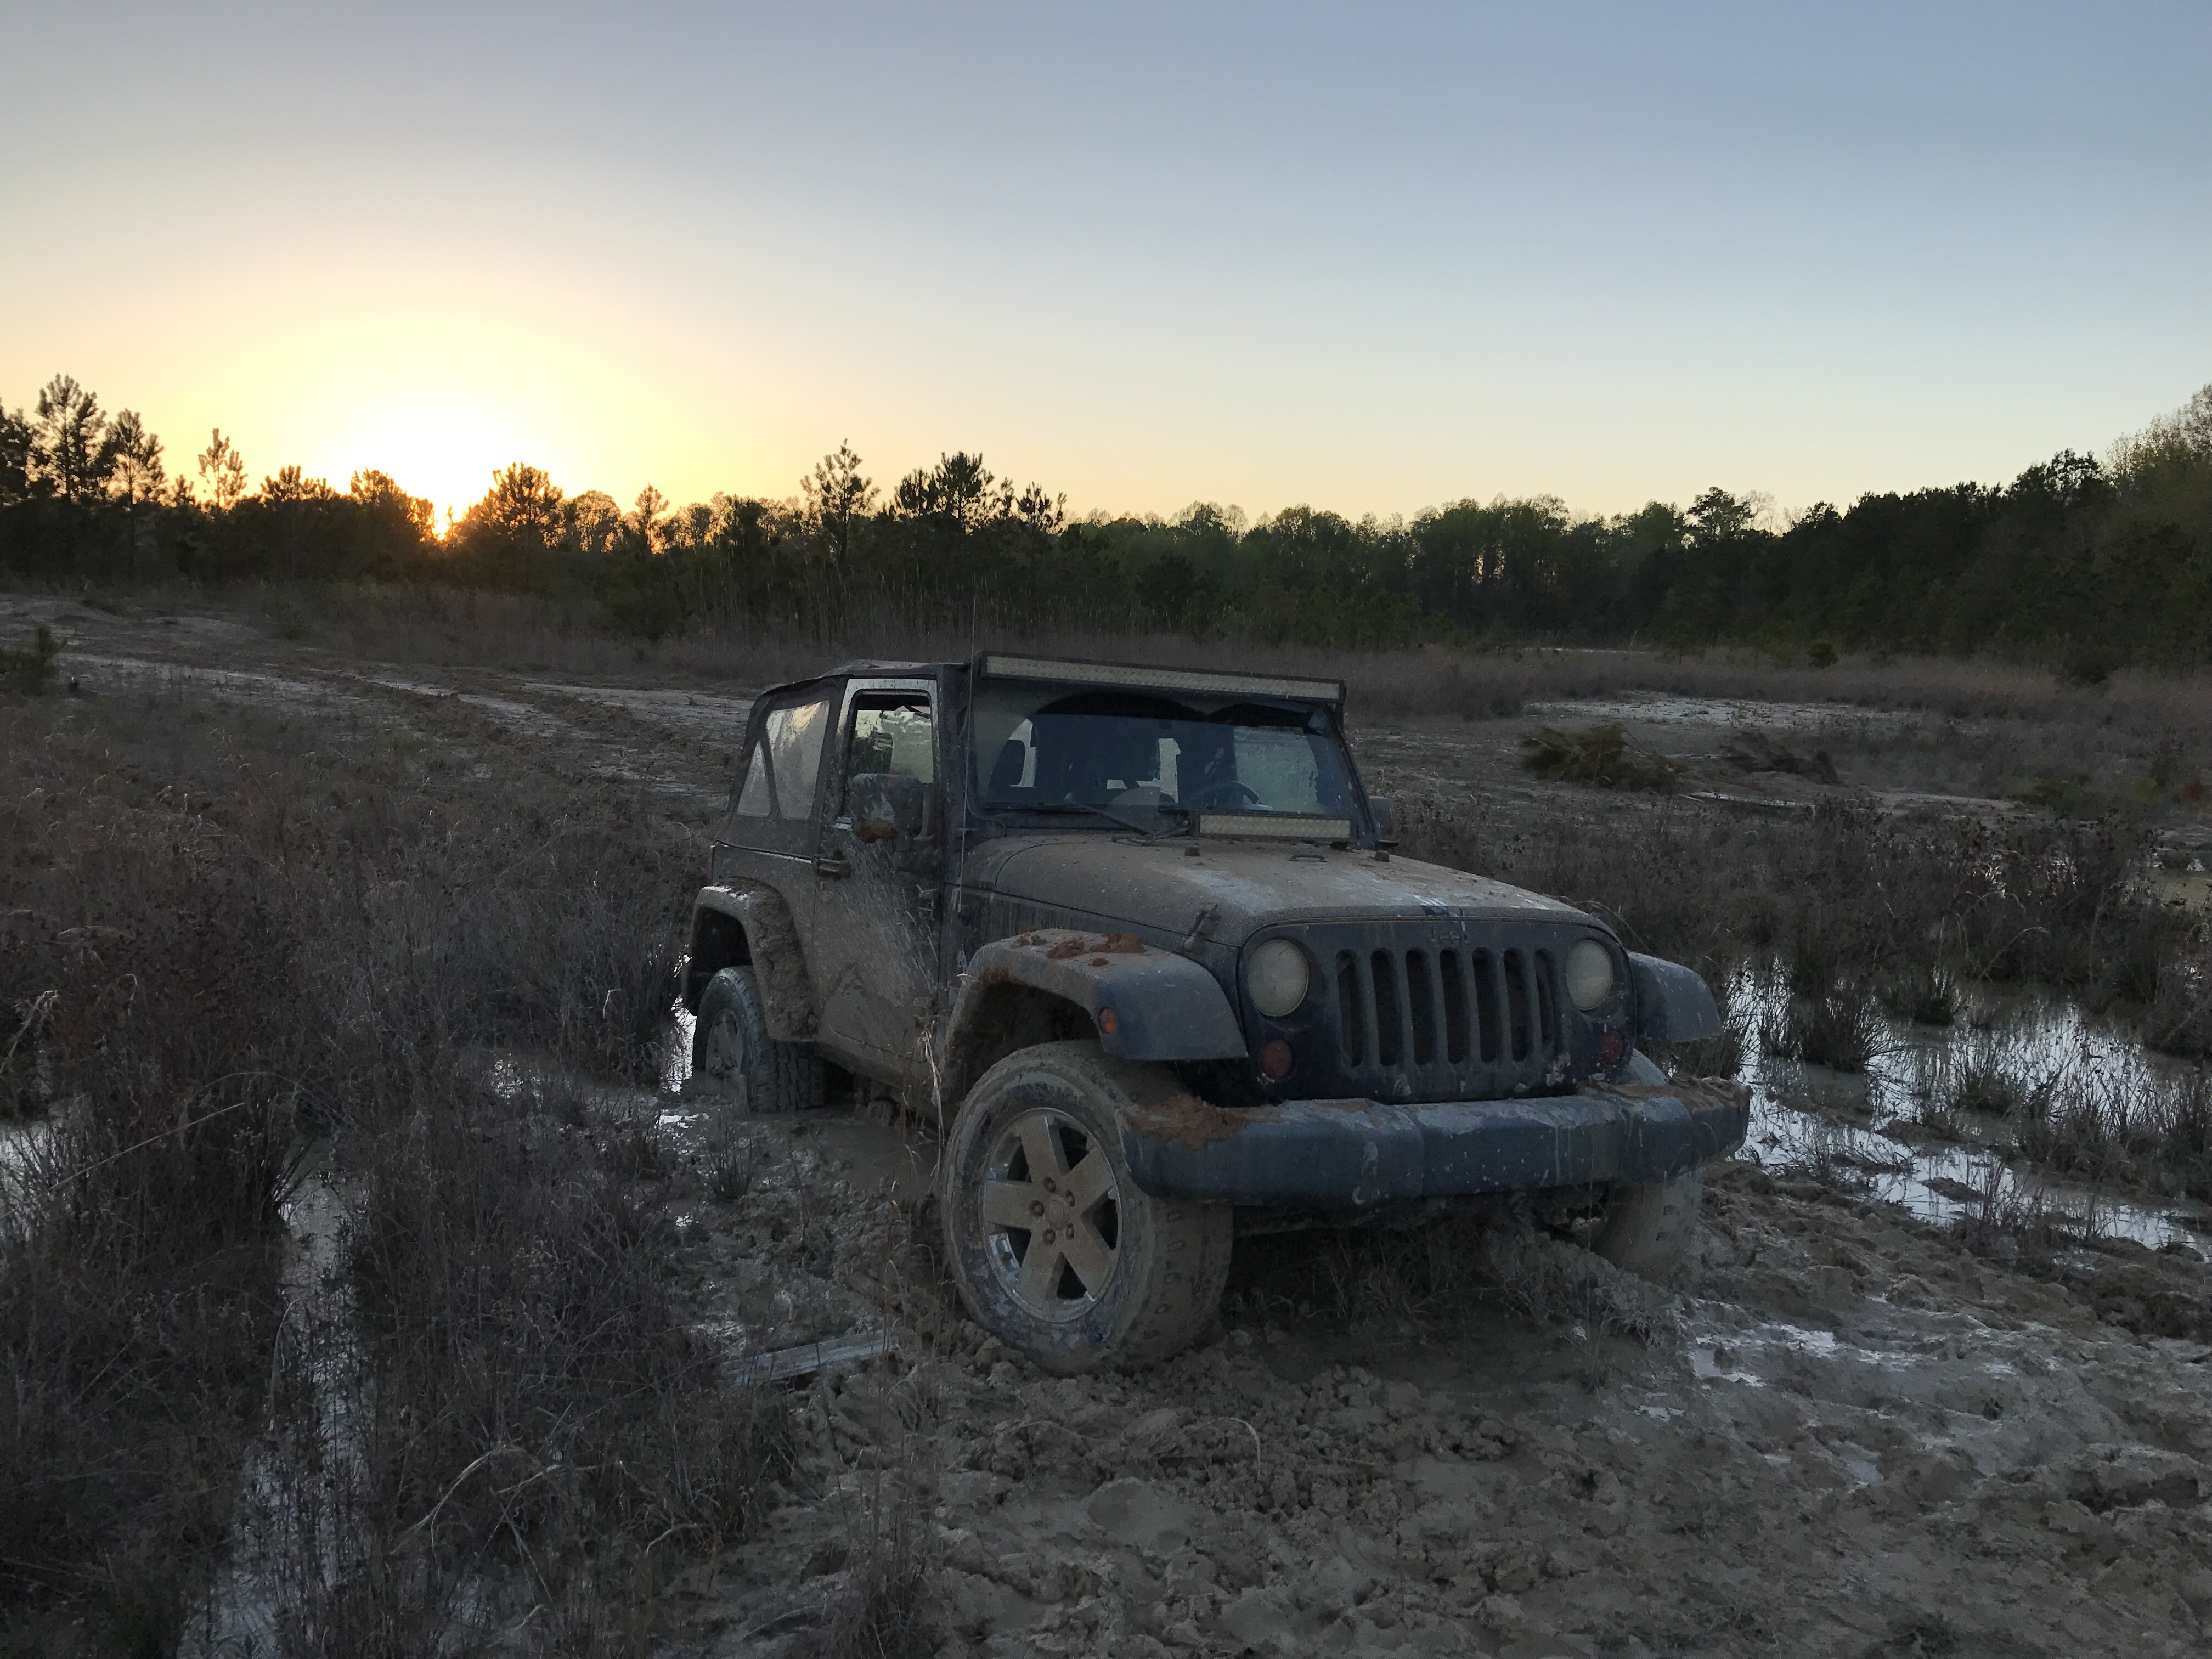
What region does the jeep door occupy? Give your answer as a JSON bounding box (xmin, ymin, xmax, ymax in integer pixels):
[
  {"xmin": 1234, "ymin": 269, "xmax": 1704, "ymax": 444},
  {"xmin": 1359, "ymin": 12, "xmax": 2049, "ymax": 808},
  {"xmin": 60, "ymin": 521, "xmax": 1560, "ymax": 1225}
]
[
  {"xmin": 805, "ymin": 675, "xmax": 945, "ymax": 1095},
  {"xmin": 712, "ymin": 678, "xmax": 841, "ymax": 1012}
]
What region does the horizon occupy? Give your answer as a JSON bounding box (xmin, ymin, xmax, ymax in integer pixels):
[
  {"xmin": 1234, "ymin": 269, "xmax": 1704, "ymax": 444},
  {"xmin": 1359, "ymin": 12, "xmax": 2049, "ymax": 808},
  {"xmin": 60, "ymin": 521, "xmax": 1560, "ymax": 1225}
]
[{"xmin": 6, "ymin": 3, "xmax": 2208, "ymax": 527}]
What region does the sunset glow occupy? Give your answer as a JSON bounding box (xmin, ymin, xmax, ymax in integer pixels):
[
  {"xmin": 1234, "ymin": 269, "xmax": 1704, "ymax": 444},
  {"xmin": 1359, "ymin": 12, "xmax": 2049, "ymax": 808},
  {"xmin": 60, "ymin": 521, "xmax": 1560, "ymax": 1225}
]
[{"xmin": 3, "ymin": 5, "xmax": 2209, "ymax": 522}]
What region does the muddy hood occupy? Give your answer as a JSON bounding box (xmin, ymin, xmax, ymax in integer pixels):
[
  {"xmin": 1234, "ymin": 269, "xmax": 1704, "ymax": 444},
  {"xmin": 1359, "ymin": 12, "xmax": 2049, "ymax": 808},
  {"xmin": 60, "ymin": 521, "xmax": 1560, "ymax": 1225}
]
[{"xmin": 974, "ymin": 834, "xmax": 1592, "ymax": 946}]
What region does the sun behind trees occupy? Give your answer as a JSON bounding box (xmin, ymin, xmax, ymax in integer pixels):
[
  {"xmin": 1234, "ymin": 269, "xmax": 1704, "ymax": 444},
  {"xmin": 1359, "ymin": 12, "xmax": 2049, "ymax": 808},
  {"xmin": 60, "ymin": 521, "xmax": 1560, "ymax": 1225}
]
[{"xmin": 4, "ymin": 379, "xmax": 2212, "ymax": 661}]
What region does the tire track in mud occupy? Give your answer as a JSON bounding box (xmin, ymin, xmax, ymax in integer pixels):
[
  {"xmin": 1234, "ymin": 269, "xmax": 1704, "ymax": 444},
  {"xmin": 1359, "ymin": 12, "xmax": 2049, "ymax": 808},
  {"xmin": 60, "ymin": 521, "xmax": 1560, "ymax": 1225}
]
[{"xmin": 48, "ymin": 641, "xmax": 747, "ymax": 817}]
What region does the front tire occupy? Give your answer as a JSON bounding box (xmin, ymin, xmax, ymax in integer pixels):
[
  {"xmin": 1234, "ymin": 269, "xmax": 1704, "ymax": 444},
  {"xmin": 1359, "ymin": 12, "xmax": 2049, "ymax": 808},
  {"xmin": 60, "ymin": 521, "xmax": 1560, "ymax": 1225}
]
[
  {"xmin": 940, "ymin": 1042, "xmax": 1232, "ymax": 1375},
  {"xmin": 692, "ymin": 965, "xmax": 824, "ymax": 1114},
  {"xmin": 1589, "ymin": 1169, "xmax": 1702, "ymax": 1286}
]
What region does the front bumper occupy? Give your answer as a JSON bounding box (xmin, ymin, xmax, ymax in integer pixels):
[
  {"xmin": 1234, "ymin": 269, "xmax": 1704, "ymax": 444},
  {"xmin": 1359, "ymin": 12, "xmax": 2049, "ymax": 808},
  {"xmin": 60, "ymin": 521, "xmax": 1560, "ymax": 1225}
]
[{"xmin": 1119, "ymin": 1080, "xmax": 1750, "ymax": 1207}]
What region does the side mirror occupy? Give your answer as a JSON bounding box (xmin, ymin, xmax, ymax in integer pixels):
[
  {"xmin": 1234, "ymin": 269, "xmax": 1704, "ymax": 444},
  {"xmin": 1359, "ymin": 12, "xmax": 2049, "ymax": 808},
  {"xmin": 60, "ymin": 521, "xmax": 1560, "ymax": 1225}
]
[
  {"xmin": 850, "ymin": 772, "xmax": 927, "ymax": 844},
  {"xmin": 1368, "ymin": 794, "xmax": 1398, "ymax": 847}
]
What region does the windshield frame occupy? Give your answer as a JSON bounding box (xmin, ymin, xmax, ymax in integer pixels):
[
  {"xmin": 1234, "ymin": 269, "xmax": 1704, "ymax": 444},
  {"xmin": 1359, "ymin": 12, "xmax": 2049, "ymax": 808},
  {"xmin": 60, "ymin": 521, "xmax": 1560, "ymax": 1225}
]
[{"xmin": 963, "ymin": 671, "xmax": 1376, "ymax": 844}]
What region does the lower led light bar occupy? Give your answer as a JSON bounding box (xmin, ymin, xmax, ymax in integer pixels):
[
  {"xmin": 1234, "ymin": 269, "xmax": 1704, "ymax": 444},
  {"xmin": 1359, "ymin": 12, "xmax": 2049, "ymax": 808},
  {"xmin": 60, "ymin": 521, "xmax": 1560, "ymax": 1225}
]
[
  {"xmin": 976, "ymin": 653, "xmax": 1344, "ymax": 705},
  {"xmin": 1195, "ymin": 812, "xmax": 1353, "ymax": 840}
]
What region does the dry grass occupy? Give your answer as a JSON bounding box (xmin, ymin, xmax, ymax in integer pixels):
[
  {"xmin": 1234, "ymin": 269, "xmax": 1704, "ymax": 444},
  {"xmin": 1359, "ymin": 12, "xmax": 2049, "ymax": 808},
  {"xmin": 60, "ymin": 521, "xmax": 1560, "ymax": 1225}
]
[
  {"xmin": 1398, "ymin": 792, "xmax": 2188, "ymax": 1015},
  {"xmin": 269, "ymin": 1073, "xmax": 791, "ymax": 1655},
  {"xmin": 0, "ymin": 676, "xmax": 784, "ymax": 1650},
  {"xmin": 817, "ymin": 1464, "xmax": 942, "ymax": 1659}
]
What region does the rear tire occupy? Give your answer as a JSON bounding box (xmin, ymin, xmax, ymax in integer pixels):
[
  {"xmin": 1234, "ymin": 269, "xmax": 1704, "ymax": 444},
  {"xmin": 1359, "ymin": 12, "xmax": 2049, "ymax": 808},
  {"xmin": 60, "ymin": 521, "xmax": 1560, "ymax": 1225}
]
[
  {"xmin": 692, "ymin": 965, "xmax": 824, "ymax": 1114},
  {"xmin": 1589, "ymin": 1169, "xmax": 1702, "ymax": 1286},
  {"xmin": 940, "ymin": 1042, "xmax": 1232, "ymax": 1375}
]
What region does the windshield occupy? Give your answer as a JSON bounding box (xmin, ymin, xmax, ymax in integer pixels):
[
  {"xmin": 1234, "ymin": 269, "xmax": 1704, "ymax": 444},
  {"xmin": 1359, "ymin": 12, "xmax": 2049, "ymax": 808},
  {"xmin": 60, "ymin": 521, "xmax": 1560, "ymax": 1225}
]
[{"xmin": 970, "ymin": 681, "xmax": 1361, "ymax": 825}]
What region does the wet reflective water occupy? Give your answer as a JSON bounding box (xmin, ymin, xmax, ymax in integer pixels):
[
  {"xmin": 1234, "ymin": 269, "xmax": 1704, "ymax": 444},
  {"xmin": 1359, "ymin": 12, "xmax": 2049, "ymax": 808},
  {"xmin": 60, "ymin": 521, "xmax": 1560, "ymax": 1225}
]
[
  {"xmin": 1728, "ymin": 969, "xmax": 2206, "ymax": 1249},
  {"xmin": 1525, "ymin": 693, "xmax": 1922, "ymax": 735},
  {"xmin": 0, "ymin": 1116, "xmax": 48, "ymax": 1216}
]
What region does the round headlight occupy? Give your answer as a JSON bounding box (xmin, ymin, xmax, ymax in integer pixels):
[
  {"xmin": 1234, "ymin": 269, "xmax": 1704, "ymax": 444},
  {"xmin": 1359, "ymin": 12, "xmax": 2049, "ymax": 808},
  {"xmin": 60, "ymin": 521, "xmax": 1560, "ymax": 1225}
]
[
  {"xmin": 1247, "ymin": 939, "xmax": 1312, "ymax": 1018},
  {"xmin": 1564, "ymin": 940, "xmax": 1617, "ymax": 1011}
]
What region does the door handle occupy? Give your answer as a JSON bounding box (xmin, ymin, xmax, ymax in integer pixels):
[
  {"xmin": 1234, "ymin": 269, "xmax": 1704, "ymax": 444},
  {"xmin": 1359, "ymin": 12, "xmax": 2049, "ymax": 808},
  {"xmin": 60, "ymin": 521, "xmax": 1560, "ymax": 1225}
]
[{"xmin": 813, "ymin": 854, "xmax": 851, "ymax": 878}]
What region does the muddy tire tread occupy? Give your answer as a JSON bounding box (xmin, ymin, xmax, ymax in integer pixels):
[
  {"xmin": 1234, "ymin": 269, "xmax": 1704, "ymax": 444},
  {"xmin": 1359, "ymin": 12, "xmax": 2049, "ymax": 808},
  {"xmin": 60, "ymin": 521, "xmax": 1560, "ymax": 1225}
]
[
  {"xmin": 693, "ymin": 964, "xmax": 824, "ymax": 1114},
  {"xmin": 1592, "ymin": 1167, "xmax": 1703, "ymax": 1286},
  {"xmin": 941, "ymin": 1041, "xmax": 1233, "ymax": 1375}
]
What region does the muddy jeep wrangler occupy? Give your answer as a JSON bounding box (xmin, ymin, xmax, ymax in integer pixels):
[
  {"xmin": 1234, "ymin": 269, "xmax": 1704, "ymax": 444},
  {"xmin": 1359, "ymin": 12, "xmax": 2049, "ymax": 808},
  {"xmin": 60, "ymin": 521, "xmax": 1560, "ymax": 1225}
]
[{"xmin": 682, "ymin": 654, "xmax": 1748, "ymax": 1374}]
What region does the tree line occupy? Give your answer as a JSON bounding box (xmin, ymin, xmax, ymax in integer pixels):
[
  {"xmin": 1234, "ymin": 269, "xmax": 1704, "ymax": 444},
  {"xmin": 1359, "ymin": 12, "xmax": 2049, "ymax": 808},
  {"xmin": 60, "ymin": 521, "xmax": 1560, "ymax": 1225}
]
[{"xmin": 4, "ymin": 372, "xmax": 2210, "ymax": 662}]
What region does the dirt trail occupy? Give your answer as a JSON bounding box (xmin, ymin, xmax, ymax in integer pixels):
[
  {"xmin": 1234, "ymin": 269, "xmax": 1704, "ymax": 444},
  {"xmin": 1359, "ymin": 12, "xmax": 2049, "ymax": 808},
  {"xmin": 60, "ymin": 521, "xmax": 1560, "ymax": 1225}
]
[{"xmin": 18, "ymin": 594, "xmax": 2211, "ymax": 1657}]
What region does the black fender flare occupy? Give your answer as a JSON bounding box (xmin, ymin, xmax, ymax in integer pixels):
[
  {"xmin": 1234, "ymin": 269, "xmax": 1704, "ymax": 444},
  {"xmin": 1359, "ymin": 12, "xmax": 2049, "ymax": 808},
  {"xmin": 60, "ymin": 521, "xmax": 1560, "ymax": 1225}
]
[
  {"xmin": 685, "ymin": 883, "xmax": 819, "ymax": 1042},
  {"xmin": 1628, "ymin": 952, "xmax": 1722, "ymax": 1045},
  {"xmin": 941, "ymin": 928, "xmax": 1246, "ymax": 1101}
]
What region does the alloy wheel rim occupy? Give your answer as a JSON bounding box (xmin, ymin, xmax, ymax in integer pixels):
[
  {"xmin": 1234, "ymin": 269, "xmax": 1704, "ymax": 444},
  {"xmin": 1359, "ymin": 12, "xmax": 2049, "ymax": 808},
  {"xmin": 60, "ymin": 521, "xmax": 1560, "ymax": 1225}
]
[{"xmin": 979, "ymin": 1105, "xmax": 1121, "ymax": 1319}]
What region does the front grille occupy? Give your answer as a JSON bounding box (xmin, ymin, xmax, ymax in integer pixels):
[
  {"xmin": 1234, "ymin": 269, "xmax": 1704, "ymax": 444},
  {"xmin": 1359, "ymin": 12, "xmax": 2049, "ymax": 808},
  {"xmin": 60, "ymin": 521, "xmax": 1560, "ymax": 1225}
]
[{"xmin": 1329, "ymin": 938, "xmax": 1566, "ymax": 1101}]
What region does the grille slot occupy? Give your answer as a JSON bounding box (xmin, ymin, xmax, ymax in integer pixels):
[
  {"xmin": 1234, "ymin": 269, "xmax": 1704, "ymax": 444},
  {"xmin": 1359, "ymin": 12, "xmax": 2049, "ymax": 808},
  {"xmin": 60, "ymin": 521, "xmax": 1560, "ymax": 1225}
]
[
  {"xmin": 1503, "ymin": 950, "xmax": 1531, "ymax": 1060},
  {"xmin": 1438, "ymin": 951, "xmax": 1469, "ymax": 1063},
  {"xmin": 1406, "ymin": 951, "xmax": 1438, "ymax": 1065},
  {"xmin": 1535, "ymin": 950, "xmax": 1560, "ymax": 1053},
  {"xmin": 1310, "ymin": 929, "xmax": 1570, "ymax": 1101},
  {"xmin": 1371, "ymin": 950, "xmax": 1402, "ymax": 1066},
  {"xmin": 1471, "ymin": 949, "xmax": 1501, "ymax": 1061},
  {"xmin": 1336, "ymin": 951, "xmax": 1368, "ymax": 1065}
]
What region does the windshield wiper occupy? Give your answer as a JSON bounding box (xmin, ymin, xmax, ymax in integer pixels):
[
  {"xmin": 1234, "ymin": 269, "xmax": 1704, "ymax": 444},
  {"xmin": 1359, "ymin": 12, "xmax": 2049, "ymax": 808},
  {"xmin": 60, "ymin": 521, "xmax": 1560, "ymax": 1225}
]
[{"xmin": 988, "ymin": 800, "xmax": 1187, "ymax": 838}]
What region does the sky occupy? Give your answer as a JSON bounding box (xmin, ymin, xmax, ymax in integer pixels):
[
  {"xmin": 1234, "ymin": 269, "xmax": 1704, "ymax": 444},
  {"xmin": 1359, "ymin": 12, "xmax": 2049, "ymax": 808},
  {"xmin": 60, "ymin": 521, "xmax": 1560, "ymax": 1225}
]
[{"xmin": 4, "ymin": 2, "xmax": 2210, "ymax": 526}]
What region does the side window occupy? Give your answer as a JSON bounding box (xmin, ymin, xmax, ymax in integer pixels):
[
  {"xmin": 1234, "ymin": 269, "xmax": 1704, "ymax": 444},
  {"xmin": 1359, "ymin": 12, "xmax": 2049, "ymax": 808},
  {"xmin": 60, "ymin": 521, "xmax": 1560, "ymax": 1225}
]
[
  {"xmin": 770, "ymin": 697, "xmax": 831, "ymax": 820},
  {"xmin": 843, "ymin": 691, "xmax": 933, "ymax": 808},
  {"xmin": 734, "ymin": 744, "xmax": 772, "ymax": 816},
  {"xmin": 733, "ymin": 692, "xmax": 832, "ymax": 822}
]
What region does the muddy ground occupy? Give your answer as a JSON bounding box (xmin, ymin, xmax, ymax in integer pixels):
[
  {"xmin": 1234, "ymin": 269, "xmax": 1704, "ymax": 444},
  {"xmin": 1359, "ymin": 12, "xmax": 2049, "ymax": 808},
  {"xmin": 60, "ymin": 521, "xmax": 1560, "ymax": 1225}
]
[
  {"xmin": 667, "ymin": 1104, "xmax": 2212, "ymax": 1659},
  {"xmin": 7, "ymin": 591, "xmax": 2211, "ymax": 1657}
]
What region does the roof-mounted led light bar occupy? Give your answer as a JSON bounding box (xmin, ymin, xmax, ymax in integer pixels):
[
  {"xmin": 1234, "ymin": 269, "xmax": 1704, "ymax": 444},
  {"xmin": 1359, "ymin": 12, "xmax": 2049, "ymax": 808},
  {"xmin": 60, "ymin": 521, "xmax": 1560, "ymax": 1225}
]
[{"xmin": 975, "ymin": 653, "xmax": 1345, "ymax": 705}]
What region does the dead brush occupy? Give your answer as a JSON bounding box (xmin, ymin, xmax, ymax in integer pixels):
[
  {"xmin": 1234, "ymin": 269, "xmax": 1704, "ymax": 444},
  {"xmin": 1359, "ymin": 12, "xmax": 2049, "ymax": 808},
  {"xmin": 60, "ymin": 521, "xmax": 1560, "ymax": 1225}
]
[
  {"xmin": 1220, "ymin": 1210, "xmax": 1498, "ymax": 1331},
  {"xmin": 1479, "ymin": 1220, "xmax": 1675, "ymax": 1346},
  {"xmin": 1518, "ymin": 721, "xmax": 1678, "ymax": 790},
  {"xmin": 1951, "ymin": 1162, "xmax": 2107, "ymax": 1259},
  {"xmin": 2145, "ymin": 951, "xmax": 2212, "ymax": 1060},
  {"xmin": 817, "ymin": 1460, "xmax": 942, "ymax": 1659},
  {"xmin": 1, "ymin": 698, "xmax": 315, "ymax": 1642}
]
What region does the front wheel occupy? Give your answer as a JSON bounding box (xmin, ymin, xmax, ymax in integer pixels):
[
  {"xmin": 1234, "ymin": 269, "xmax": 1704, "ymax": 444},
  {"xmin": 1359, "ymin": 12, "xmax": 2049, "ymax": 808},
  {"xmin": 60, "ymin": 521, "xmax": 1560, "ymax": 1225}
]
[{"xmin": 940, "ymin": 1042, "xmax": 1232, "ymax": 1375}]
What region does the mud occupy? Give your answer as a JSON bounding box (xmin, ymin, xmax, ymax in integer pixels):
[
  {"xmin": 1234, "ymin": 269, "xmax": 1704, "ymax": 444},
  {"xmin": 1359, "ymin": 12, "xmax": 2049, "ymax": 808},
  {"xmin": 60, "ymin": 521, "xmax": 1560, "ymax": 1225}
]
[
  {"xmin": 662, "ymin": 1099, "xmax": 2212, "ymax": 1658},
  {"xmin": 15, "ymin": 592, "xmax": 2212, "ymax": 1656},
  {"xmin": 1127, "ymin": 1094, "xmax": 1274, "ymax": 1152}
]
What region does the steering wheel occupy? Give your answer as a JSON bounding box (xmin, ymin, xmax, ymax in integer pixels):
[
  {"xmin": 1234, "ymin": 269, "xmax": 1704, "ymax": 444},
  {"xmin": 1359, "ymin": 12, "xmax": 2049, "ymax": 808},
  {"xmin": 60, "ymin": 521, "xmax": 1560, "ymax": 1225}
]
[{"xmin": 1187, "ymin": 780, "xmax": 1261, "ymax": 810}]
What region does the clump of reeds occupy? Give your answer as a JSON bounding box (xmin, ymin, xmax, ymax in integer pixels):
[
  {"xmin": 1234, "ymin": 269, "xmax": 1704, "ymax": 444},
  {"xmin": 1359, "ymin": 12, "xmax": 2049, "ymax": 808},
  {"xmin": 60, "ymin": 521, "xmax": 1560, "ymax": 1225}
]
[
  {"xmin": 1760, "ymin": 989, "xmax": 1885, "ymax": 1073},
  {"xmin": 1876, "ymin": 960, "xmax": 1959, "ymax": 1027}
]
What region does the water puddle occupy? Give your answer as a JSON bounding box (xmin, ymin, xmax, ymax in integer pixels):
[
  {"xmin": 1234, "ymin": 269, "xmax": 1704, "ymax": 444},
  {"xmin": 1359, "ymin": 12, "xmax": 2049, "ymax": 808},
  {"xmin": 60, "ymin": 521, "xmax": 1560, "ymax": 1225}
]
[
  {"xmin": 1525, "ymin": 693, "xmax": 1923, "ymax": 735},
  {"xmin": 1726, "ymin": 970, "xmax": 2207, "ymax": 1249},
  {"xmin": 0, "ymin": 1115, "xmax": 53, "ymax": 1215}
]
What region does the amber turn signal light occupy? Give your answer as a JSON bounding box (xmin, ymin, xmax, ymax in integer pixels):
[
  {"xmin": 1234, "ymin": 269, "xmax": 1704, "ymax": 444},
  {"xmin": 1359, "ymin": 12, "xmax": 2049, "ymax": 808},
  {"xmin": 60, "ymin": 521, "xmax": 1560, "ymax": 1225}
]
[{"xmin": 1259, "ymin": 1039, "xmax": 1293, "ymax": 1079}]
